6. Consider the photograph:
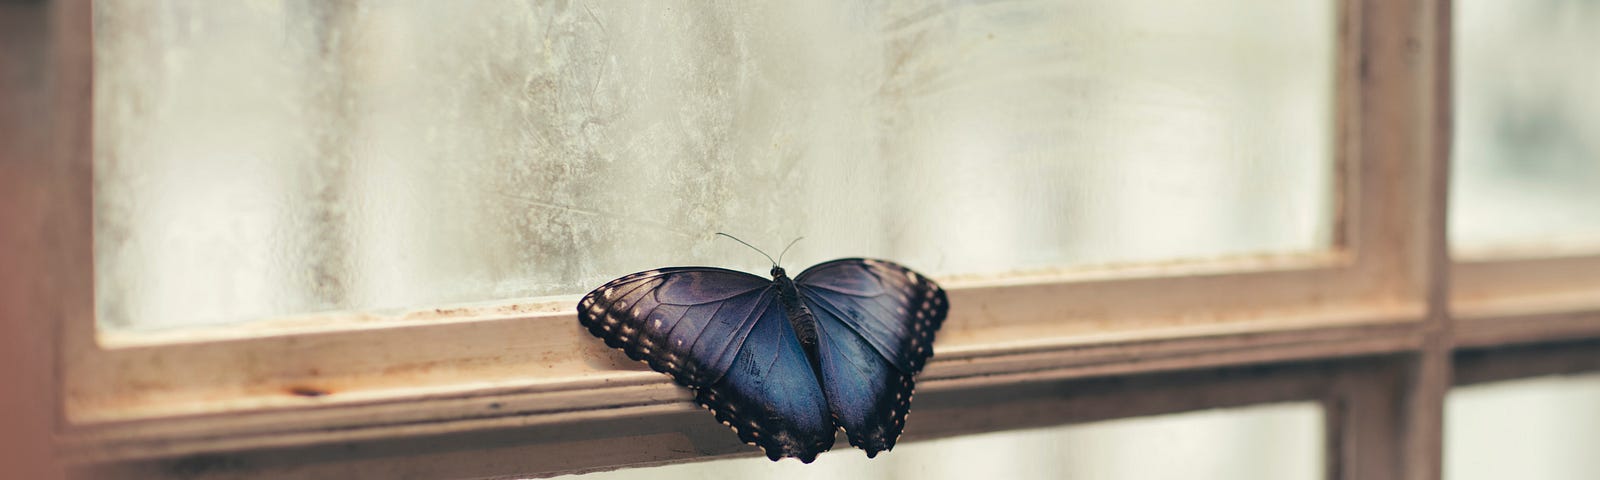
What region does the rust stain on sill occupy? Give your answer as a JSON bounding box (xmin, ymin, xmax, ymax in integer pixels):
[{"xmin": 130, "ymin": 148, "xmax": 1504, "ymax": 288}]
[{"xmin": 287, "ymin": 386, "xmax": 331, "ymax": 398}]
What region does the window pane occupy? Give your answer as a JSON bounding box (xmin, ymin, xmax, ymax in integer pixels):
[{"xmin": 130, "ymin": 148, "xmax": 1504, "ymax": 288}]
[
  {"xmin": 95, "ymin": 1, "xmax": 1336, "ymax": 331},
  {"xmin": 562, "ymin": 402, "xmax": 1322, "ymax": 480},
  {"xmin": 1446, "ymin": 373, "xmax": 1600, "ymax": 480},
  {"xmin": 1451, "ymin": 2, "xmax": 1600, "ymax": 252}
]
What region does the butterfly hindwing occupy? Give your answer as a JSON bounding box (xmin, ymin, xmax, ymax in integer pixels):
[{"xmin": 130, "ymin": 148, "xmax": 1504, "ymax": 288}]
[
  {"xmin": 810, "ymin": 298, "xmax": 915, "ymax": 456},
  {"xmin": 700, "ymin": 293, "xmax": 835, "ymax": 462},
  {"xmin": 578, "ymin": 267, "xmax": 835, "ymax": 462}
]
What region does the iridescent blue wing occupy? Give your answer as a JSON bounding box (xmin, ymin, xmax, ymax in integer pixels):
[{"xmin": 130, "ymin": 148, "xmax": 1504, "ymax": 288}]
[
  {"xmin": 706, "ymin": 294, "xmax": 835, "ymax": 461},
  {"xmin": 796, "ymin": 258, "xmax": 947, "ymax": 456},
  {"xmin": 578, "ymin": 268, "xmax": 770, "ymax": 385},
  {"xmin": 577, "ymin": 268, "xmax": 834, "ymax": 462},
  {"xmin": 796, "ymin": 259, "xmax": 947, "ymax": 372}
]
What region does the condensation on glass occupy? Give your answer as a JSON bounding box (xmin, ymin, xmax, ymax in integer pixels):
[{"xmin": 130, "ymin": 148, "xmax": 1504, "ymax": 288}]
[
  {"xmin": 1452, "ymin": 2, "xmax": 1600, "ymax": 253},
  {"xmin": 1445, "ymin": 373, "xmax": 1600, "ymax": 480},
  {"xmin": 561, "ymin": 402, "xmax": 1323, "ymax": 480},
  {"xmin": 94, "ymin": 1, "xmax": 1336, "ymax": 331}
]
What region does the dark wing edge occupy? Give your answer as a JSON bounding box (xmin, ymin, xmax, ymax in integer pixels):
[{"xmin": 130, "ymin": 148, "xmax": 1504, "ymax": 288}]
[{"xmin": 796, "ymin": 258, "xmax": 949, "ymax": 373}]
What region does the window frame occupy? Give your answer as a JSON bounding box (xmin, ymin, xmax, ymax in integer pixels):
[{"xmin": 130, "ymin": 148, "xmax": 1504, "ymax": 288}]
[
  {"xmin": 54, "ymin": 0, "xmax": 1410, "ymax": 457},
  {"xmin": 1453, "ymin": 254, "xmax": 1600, "ymax": 348},
  {"xmin": 6, "ymin": 0, "xmax": 1592, "ymax": 478}
]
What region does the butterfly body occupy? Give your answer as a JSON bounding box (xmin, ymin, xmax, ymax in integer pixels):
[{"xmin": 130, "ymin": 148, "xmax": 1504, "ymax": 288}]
[
  {"xmin": 577, "ymin": 258, "xmax": 947, "ymax": 462},
  {"xmin": 768, "ymin": 267, "xmax": 823, "ymax": 372}
]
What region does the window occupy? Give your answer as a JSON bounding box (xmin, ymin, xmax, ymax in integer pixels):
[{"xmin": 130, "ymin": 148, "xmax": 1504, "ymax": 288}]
[
  {"xmin": 1447, "ymin": 372, "xmax": 1600, "ymax": 480},
  {"xmin": 1450, "ymin": 0, "xmax": 1600, "ymax": 350},
  {"xmin": 92, "ymin": 0, "xmax": 1337, "ymax": 332},
  {"xmin": 1, "ymin": 0, "xmax": 1593, "ymax": 479}
]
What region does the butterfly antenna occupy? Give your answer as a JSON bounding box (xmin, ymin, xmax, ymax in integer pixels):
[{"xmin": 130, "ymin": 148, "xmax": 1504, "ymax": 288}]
[
  {"xmin": 715, "ymin": 232, "xmax": 777, "ymax": 267},
  {"xmin": 775, "ymin": 237, "xmax": 804, "ymax": 267}
]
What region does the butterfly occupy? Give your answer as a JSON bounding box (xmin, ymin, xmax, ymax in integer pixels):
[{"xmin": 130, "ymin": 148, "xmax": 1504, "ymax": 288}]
[{"xmin": 576, "ymin": 237, "xmax": 947, "ymax": 462}]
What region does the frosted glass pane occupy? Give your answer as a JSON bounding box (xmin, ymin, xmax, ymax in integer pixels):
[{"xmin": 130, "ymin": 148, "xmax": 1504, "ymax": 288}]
[
  {"xmin": 1446, "ymin": 373, "xmax": 1600, "ymax": 480},
  {"xmin": 94, "ymin": 1, "xmax": 1336, "ymax": 331},
  {"xmin": 564, "ymin": 402, "xmax": 1322, "ymax": 480},
  {"xmin": 1452, "ymin": 2, "xmax": 1600, "ymax": 251}
]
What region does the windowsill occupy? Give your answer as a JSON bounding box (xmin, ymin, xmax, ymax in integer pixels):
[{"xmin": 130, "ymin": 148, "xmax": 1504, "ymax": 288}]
[{"xmin": 60, "ymin": 298, "xmax": 1421, "ymax": 465}]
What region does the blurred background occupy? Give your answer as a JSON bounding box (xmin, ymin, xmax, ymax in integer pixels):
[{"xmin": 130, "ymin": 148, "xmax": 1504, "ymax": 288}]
[{"xmin": 14, "ymin": 0, "xmax": 1592, "ymax": 478}]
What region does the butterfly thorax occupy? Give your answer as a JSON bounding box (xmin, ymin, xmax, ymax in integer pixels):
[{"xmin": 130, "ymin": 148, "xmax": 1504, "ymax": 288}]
[{"xmin": 769, "ymin": 267, "xmax": 822, "ymax": 370}]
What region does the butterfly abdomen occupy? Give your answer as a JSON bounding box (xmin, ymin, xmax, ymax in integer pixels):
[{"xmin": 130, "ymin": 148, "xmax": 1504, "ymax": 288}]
[{"xmin": 770, "ymin": 267, "xmax": 823, "ymax": 374}]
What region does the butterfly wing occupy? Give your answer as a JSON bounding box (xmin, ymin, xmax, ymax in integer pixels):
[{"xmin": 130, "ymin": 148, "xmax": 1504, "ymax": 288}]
[
  {"xmin": 808, "ymin": 302, "xmax": 914, "ymax": 456},
  {"xmin": 796, "ymin": 258, "xmax": 947, "ymax": 456},
  {"xmin": 577, "ymin": 268, "xmax": 834, "ymax": 462},
  {"xmin": 796, "ymin": 259, "xmax": 948, "ymax": 372},
  {"xmin": 704, "ymin": 293, "xmax": 835, "ymax": 461},
  {"xmin": 578, "ymin": 267, "xmax": 770, "ymax": 385}
]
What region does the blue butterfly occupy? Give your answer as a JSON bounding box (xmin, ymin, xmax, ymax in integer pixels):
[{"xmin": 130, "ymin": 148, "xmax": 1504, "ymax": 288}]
[{"xmin": 577, "ymin": 238, "xmax": 947, "ymax": 462}]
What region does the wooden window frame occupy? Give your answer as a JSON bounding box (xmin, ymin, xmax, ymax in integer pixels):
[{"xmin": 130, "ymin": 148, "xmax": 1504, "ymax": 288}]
[{"xmin": 2, "ymin": 0, "xmax": 1595, "ymax": 478}]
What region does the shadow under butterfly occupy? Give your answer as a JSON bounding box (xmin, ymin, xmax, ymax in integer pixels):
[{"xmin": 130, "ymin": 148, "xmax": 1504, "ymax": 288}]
[{"xmin": 576, "ymin": 235, "xmax": 949, "ymax": 462}]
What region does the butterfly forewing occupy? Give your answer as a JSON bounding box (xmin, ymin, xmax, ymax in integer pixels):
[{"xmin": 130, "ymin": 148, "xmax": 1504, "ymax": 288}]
[
  {"xmin": 577, "ymin": 268, "xmax": 770, "ymax": 386},
  {"xmin": 796, "ymin": 259, "xmax": 948, "ymax": 373},
  {"xmin": 577, "ymin": 267, "xmax": 836, "ymax": 462}
]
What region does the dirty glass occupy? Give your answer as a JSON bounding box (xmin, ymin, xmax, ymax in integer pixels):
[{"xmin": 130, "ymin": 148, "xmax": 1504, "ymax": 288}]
[
  {"xmin": 563, "ymin": 402, "xmax": 1323, "ymax": 480},
  {"xmin": 1451, "ymin": 1, "xmax": 1600, "ymax": 253},
  {"xmin": 94, "ymin": 0, "xmax": 1336, "ymax": 331},
  {"xmin": 1446, "ymin": 373, "xmax": 1600, "ymax": 480}
]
